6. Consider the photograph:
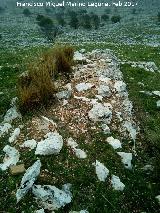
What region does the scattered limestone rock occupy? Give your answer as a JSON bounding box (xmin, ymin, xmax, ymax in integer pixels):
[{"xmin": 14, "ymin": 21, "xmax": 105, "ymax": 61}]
[
  {"xmin": 117, "ymin": 152, "xmax": 132, "ymax": 169},
  {"xmin": 106, "ymin": 136, "xmax": 122, "ymax": 149},
  {"xmin": 76, "ymin": 82, "xmax": 94, "ymax": 92},
  {"xmin": 98, "ymin": 84, "xmax": 111, "ymax": 97},
  {"xmin": 0, "ymin": 145, "xmax": 20, "ymax": 171},
  {"xmin": 88, "ymin": 103, "xmax": 112, "ymax": 123},
  {"xmin": 142, "ymin": 164, "xmax": 154, "ymax": 172},
  {"xmin": 111, "ymin": 175, "xmax": 125, "ymax": 191},
  {"xmin": 123, "ymin": 121, "xmax": 137, "ymax": 142},
  {"xmin": 20, "ymin": 139, "xmax": 37, "ymax": 150},
  {"xmin": 32, "ymin": 183, "xmax": 72, "ymax": 211},
  {"xmin": 155, "ymin": 195, "xmax": 160, "ymax": 205},
  {"xmin": 101, "ymin": 123, "xmax": 110, "ymax": 134},
  {"xmin": 139, "ymin": 91, "xmax": 153, "ymax": 96},
  {"xmin": 10, "ymin": 164, "xmax": 25, "ymax": 175},
  {"xmin": 56, "ymin": 90, "xmax": 72, "ymax": 99},
  {"xmin": 156, "ymin": 100, "xmax": 160, "ymax": 108},
  {"xmin": 93, "ymin": 160, "xmax": 109, "ymax": 182},
  {"xmin": 74, "ymin": 51, "xmax": 86, "ymax": 63},
  {"xmin": 4, "ymin": 106, "xmax": 21, "ymax": 124},
  {"xmin": 114, "ymin": 81, "xmax": 126, "ymax": 95},
  {"xmin": 9, "ymin": 127, "xmax": 20, "ymax": 143},
  {"xmin": 16, "ymin": 160, "xmax": 41, "ymax": 202},
  {"xmin": 152, "ymin": 91, "xmax": 160, "ymax": 97},
  {"xmin": 35, "ymin": 132, "xmax": 63, "ymax": 155},
  {"xmin": 35, "ymin": 209, "xmax": 45, "ymax": 213},
  {"xmin": 67, "ymin": 138, "xmax": 87, "ymax": 159},
  {"xmin": 0, "ymin": 123, "xmax": 12, "ymax": 137}
]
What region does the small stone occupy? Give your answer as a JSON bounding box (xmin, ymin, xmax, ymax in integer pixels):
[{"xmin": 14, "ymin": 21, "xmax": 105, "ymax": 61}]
[
  {"xmin": 98, "ymin": 84, "xmax": 111, "ymax": 97},
  {"xmin": 56, "ymin": 90, "xmax": 71, "ymax": 99},
  {"xmin": 93, "ymin": 160, "xmax": 109, "ymax": 182},
  {"xmin": 10, "ymin": 164, "xmax": 25, "ymax": 175},
  {"xmin": 76, "ymin": 82, "xmax": 94, "ymax": 92},
  {"xmin": 101, "ymin": 124, "xmax": 110, "ymax": 134},
  {"xmin": 111, "ymin": 175, "xmax": 125, "ymax": 191},
  {"xmin": 106, "ymin": 136, "xmax": 122, "ymax": 149},
  {"xmin": 155, "ymin": 195, "xmax": 160, "ymax": 205},
  {"xmin": 117, "ymin": 152, "xmax": 132, "ymax": 169},
  {"xmin": 156, "ymin": 100, "xmax": 160, "ymax": 108}
]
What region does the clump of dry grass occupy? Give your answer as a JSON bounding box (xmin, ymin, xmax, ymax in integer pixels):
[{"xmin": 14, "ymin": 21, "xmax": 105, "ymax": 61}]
[
  {"xmin": 52, "ymin": 44, "xmax": 74, "ymax": 79},
  {"xmin": 18, "ymin": 61, "xmax": 55, "ymax": 112},
  {"xmin": 18, "ymin": 45, "xmax": 74, "ymax": 112}
]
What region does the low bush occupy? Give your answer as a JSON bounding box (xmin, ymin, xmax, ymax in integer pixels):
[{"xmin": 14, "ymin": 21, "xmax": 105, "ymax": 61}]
[
  {"xmin": 111, "ymin": 15, "xmax": 121, "ymax": 23},
  {"xmin": 23, "ymin": 8, "xmax": 31, "ymax": 16},
  {"xmin": 101, "ymin": 14, "xmax": 109, "ymax": 22}
]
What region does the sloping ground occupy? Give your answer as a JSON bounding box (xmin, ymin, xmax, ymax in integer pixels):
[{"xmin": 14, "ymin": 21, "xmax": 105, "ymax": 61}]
[{"xmin": 0, "ymin": 50, "xmax": 160, "ymax": 212}]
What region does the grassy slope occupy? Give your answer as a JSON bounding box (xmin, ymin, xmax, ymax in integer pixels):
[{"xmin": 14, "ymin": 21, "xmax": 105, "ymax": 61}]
[{"xmin": 0, "ymin": 44, "xmax": 160, "ymax": 212}]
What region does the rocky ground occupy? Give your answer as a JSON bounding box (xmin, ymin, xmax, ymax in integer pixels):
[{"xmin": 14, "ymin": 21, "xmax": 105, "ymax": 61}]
[{"xmin": 0, "ymin": 49, "xmax": 160, "ymax": 212}]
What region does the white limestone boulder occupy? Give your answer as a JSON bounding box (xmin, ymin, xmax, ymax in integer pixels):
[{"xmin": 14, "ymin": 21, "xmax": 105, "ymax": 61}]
[
  {"xmin": 111, "ymin": 175, "xmax": 125, "ymax": 191},
  {"xmin": 93, "ymin": 160, "xmax": 109, "ymax": 182},
  {"xmin": 32, "ymin": 183, "xmax": 72, "ymax": 211},
  {"xmin": 117, "ymin": 152, "xmax": 132, "ymax": 169},
  {"xmin": 106, "ymin": 136, "xmax": 122, "ymax": 149},
  {"xmin": 35, "ymin": 132, "xmax": 63, "ymax": 155},
  {"xmin": 9, "ymin": 128, "xmax": 20, "ymax": 143},
  {"xmin": 0, "ymin": 145, "xmax": 20, "ymax": 171},
  {"xmin": 16, "ymin": 160, "xmax": 41, "ymax": 202}
]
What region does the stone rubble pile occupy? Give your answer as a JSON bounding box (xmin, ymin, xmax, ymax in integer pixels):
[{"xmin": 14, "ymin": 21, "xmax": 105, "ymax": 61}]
[{"xmin": 0, "ymin": 49, "xmax": 140, "ymax": 211}]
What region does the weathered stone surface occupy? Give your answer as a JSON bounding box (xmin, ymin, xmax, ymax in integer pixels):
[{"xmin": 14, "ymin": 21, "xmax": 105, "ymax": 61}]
[
  {"xmin": 9, "ymin": 127, "xmax": 20, "ymax": 143},
  {"xmin": 117, "ymin": 152, "xmax": 132, "ymax": 169},
  {"xmin": 0, "ymin": 145, "xmax": 20, "ymax": 171},
  {"xmin": 4, "ymin": 106, "xmax": 21, "ymax": 124},
  {"xmin": 88, "ymin": 103, "xmax": 112, "ymax": 123},
  {"xmin": 93, "ymin": 160, "xmax": 109, "ymax": 182},
  {"xmin": 156, "ymin": 100, "xmax": 160, "ymax": 108},
  {"xmin": 16, "ymin": 160, "xmax": 41, "ymax": 202},
  {"xmin": 98, "ymin": 84, "xmax": 111, "ymax": 97},
  {"xmin": 32, "ymin": 183, "xmax": 72, "ymax": 211},
  {"xmin": 20, "ymin": 139, "xmax": 37, "ymax": 150},
  {"xmin": 111, "ymin": 175, "xmax": 125, "ymax": 191},
  {"xmin": 10, "ymin": 164, "xmax": 25, "ymax": 175},
  {"xmin": 0, "ymin": 123, "xmax": 12, "ymax": 138},
  {"xmin": 56, "ymin": 90, "xmax": 72, "ymax": 99},
  {"xmin": 76, "ymin": 82, "xmax": 94, "ymax": 92},
  {"xmin": 106, "ymin": 136, "xmax": 122, "ymax": 149},
  {"xmin": 67, "ymin": 138, "xmax": 87, "ymax": 159},
  {"xmin": 35, "ymin": 132, "xmax": 63, "ymax": 155}
]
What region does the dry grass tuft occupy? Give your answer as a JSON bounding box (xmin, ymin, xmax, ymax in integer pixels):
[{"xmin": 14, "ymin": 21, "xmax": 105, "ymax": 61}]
[
  {"xmin": 52, "ymin": 44, "xmax": 74, "ymax": 78},
  {"xmin": 18, "ymin": 61, "xmax": 55, "ymax": 112},
  {"xmin": 18, "ymin": 44, "xmax": 74, "ymax": 112}
]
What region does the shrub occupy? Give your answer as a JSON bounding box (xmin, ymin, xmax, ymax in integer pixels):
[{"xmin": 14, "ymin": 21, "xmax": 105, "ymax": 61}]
[
  {"xmin": 56, "ymin": 13, "xmax": 65, "ymax": 26},
  {"xmin": 101, "ymin": 14, "xmax": 109, "ymax": 22},
  {"xmin": 68, "ymin": 11, "xmax": 79, "ymax": 29},
  {"xmin": 23, "ymin": 8, "xmax": 31, "ymax": 16},
  {"xmin": 111, "ymin": 15, "xmax": 121, "ymax": 23},
  {"xmin": 37, "ymin": 16, "xmax": 57, "ymax": 41},
  {"xmin": 36, "ymin": 14, "xmax": 44, "ymax": 22},
  {"xmin": 90, "ymin": 13, "xmax": 100, "ymax": 29},
  {"xmin": 80, "ymin": 14, "xmax": 92, "ymax": 29}
]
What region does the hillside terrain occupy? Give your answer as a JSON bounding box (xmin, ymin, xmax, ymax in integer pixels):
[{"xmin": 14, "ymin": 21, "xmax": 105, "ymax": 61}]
[{"xmin": 0, "ymin": 1, "xmax": 160, "ymax": 213}]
